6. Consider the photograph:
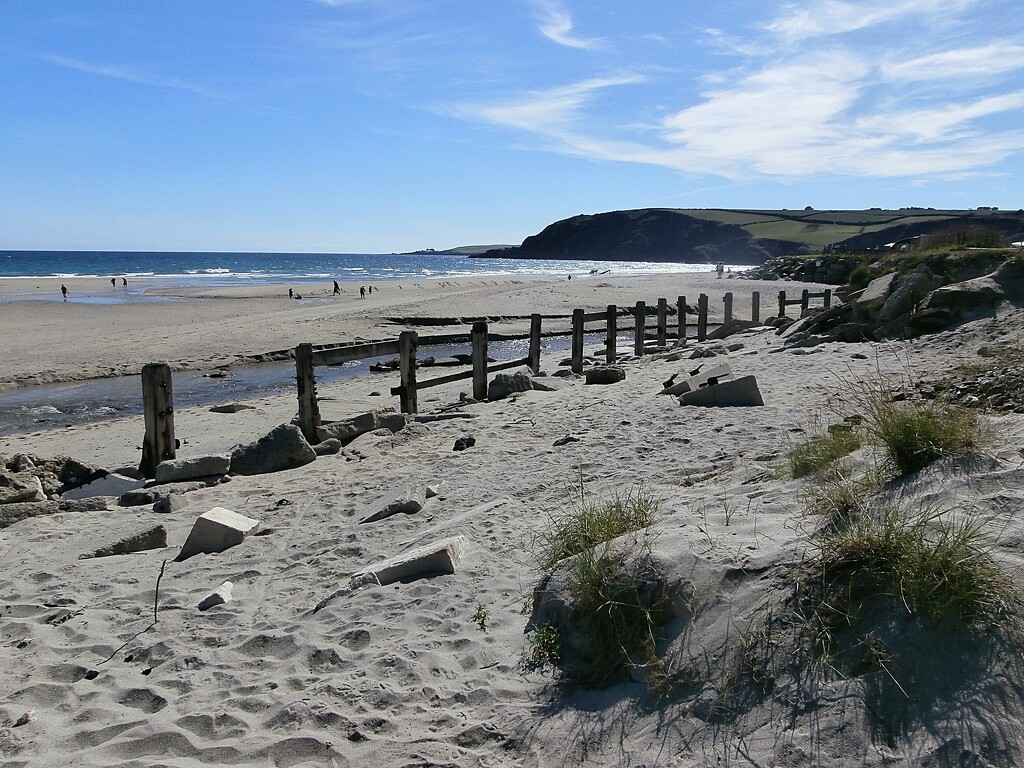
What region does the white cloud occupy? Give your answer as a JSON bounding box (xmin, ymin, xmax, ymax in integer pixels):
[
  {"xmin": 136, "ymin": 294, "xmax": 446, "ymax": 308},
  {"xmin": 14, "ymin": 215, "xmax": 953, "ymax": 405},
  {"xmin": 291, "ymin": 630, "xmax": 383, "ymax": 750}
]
[
  {"xmin": 43, "ymin": 55, "xmax": 222, "ymax": 99},
  {"xmin": 882, "ymin": 43, "xmax": 1024, "ymax": 81},
  {"xmin": 528, "ymin": 0, "xmax": 601, "ymax": 50},
  {"xmin": 766, "ymin": 0, "xmax": 976, "ymax": 42}
]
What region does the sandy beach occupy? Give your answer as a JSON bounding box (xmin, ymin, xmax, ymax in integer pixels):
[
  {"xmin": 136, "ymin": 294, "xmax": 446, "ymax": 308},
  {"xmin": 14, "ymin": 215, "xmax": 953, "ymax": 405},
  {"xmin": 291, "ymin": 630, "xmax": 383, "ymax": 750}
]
[{"xmin": 3, "ymin": 272, "xmax": 1024, "ymax": 767}]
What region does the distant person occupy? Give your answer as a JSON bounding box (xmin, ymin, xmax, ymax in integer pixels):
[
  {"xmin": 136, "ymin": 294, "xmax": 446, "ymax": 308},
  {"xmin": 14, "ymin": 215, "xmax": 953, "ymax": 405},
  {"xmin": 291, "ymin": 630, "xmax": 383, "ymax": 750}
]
[
  {"xmin": 122, "ymin": 277, "xmax": 127, "ymax": 289},
  {"xmin": 61, "ymin": 284, "xmax": 68, "ymax": 301},
  {"xmin": 568, "ymin": 274, "xmax": 572, "ymax": 281},
  {"xmin": 289, "ymin": 288, "xmax": 294, "ymax": 298},
  {"xmin": 716, "ymin": 263, "xmax": 724, "ymax": 279},
  {"xmin": 360, "ymin": 286, "xmax": 366, "ymax": 299},
  {"xmin": 368, "ymin": 285, "xmax": 373, "ymax": 294},
  {"xmin": 111, "ymin": 277, "xmax": 116, "ymax": 288},
  {"xmin": 333, "ymin": 280, "xmax": 341, "ymax": 296}
]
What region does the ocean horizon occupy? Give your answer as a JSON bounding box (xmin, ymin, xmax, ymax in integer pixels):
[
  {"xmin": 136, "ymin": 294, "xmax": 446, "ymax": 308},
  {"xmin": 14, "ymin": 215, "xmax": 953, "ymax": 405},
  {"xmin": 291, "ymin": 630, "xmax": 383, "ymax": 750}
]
[{"xmin": 0, "ymin": 249, "xmax": 742, "ymax": 286}]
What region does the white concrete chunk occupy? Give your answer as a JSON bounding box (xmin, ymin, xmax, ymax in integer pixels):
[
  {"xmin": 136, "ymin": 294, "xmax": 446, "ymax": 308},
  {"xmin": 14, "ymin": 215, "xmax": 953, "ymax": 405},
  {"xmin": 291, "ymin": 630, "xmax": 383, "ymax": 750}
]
[
  {"xmin": 356, "ymin": 535, "xmax": 466, "ymax": 586},
  {"xmin": 61, "ymin": 473, "xmax": 145, "ymax": 501},
  {"xmin": 198, "ymin": 580, "xmax": 234, "ymax": 611},
  {"xmin": 176, "ymin": 507, "xmax": 260, "ymax": 561}
]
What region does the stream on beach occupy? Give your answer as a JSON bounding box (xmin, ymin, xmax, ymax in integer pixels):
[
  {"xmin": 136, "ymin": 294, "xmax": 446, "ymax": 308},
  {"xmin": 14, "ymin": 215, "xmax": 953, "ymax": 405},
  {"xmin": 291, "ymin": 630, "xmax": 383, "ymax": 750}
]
[{"xmin": 0, "ymin": 333, "xmax": 628, "ymax": 437}]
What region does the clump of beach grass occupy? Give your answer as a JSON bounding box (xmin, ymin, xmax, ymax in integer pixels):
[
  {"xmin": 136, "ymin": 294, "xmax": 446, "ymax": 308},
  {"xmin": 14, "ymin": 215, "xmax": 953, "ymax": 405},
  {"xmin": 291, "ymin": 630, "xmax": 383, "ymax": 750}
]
[{"xmin": 787, "ymin": 425, "xmax": 862, "ymax": 478}]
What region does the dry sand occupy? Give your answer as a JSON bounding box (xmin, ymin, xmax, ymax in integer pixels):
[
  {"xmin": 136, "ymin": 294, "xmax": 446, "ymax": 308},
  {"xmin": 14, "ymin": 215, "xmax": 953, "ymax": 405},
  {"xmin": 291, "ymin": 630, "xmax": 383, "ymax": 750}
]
[{"xmin": 3, "ymin": 274, "xmax": 1024, "ymax": 767}]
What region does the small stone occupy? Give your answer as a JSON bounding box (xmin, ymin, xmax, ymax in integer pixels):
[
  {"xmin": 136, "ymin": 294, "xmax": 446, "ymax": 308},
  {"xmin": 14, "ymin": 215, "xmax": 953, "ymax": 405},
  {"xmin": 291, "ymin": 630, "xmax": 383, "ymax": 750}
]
[
  {"xmin": 553, "ymin": 435, "xmax": 579, "ymax": 447},
  {"xmin": 14, "ymin": 710, "xmax": 35, "ymax": 727},
  {"xmin": 453, "ymin": 436, "xmax": 476, "ymax": 451},
  {"xmin": 313, "ymin": 438, "xmax": 343, "ymax": 456},
  {"xmin": 153, "ymin": 496, "xmax": 179, "ymax": 514}
]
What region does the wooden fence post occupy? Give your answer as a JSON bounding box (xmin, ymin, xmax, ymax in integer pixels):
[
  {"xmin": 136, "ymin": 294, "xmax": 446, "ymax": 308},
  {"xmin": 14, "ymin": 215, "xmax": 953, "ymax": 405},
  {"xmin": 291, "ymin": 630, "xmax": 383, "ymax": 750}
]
[
  {"xmin": 295, "ymin": 343, "xmax": 321, "ymax": 444},
  {"xmin": 606, "ymin": 305, "xmax": 617, "ymax": 363},
  {"xmin": 528, "ymin": 314, "xmax": 542, "ymax": 374},
  {"xmin": 778, "ymin": 290, "xmax": 787, "ymax": 317},
  {"xmin": 472, "ymin": 321, "xmax": 488, "ymax": 400},
  {"xmin": 751, "ymin": 291, "xmax": 760, "ymax": 323},
  {"xmin": 697, "ymin": 294, "xmax": 708, "ymax": 341},
  {"xmin": 723, "ymin": 292, "xmax": 733, "ymax": 323},
  {"xmin": 801, "ymin": 289, "xmax": 810, "ymax": 313},
  {"xmin": 677, "ymin": 295, "xmax": 687, "ymax": 345},
  {"xmin": 824, "ymin": 288, "xmax": 832, "ymax": 309},
  {"xmin": 634, "ymin": 301, "xmax": 645, "ymax": 356},
  {"xmin": 657, "ymin": 298, "xmax": 668, "ymax": 346},
  {"xmin": 139, "ymin": 363, "xmax": 175, "ymax": 478},
  {"xmin": 571, "ymin": 308, "xmax": 584, "ymax": 374},
  {"xmin": 398, "ymin": 331, "xmax": 418, "ymax": 414}
]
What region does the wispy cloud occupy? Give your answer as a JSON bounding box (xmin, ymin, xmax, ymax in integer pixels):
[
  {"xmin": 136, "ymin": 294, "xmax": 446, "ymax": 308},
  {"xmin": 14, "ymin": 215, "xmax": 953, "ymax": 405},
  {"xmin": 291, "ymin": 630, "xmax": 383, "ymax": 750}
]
[
  {"xmin": 765, "ymin": 0, "xmax": 976, "ymax": 42},
  {"xmin": 881, "ymin": 43, "xmax": 1024, "ymax": 81},
  {"xmin": 42, "ymin": 55, "xmax": 223, "ymax": 99},
  {"xmin": 528, "ymin": 0, "xmax": 601, "ymax": 50}
]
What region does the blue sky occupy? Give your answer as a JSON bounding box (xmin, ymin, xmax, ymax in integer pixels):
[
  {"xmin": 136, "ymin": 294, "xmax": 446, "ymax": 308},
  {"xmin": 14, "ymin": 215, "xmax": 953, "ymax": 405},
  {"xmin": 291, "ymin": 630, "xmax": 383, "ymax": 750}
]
[{"xmin": 2, "ymin": 0, "xmax": 1022, "ymax": 252}]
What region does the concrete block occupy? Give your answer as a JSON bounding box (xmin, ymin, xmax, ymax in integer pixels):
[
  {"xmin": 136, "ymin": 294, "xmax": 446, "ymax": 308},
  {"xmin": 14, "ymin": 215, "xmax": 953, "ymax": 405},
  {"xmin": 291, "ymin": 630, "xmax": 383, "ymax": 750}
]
[
  {"xmin": 585, "ymin": 366, "xmax": 625, "ymax": 385},
  {"xmin": 81, "ymin": 524, "xmax": 167, "ymax": 559},
  {"xmin": 198, "ymin": 581, "xmax": 234, "ymax": 611},
  {"xmin": 360, "ymin": 487, "xmax": 426, "ymax": 524},
  {"xmin": 662, "ymin": 363, "xmax": 732, "ymax": 395},
  {"xmin": 356, "ymin": 535, "xmax": 466, "ymax": 586},
  {"xmin": 679, "ymin": 375, "xmax": 764, "ymax": 407},
  {"xmin": 61, "ymin": 473, "xmax": 145, "ymax": 501},
  {"xmin": 176, "ymin": 507, "xmax": 260, "ymax": 561}
]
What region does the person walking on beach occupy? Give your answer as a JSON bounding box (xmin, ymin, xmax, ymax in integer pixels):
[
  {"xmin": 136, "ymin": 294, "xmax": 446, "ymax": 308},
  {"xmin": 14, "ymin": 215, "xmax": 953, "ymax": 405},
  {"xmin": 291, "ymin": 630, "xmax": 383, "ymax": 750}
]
[
  {"xmin": 333, "ymin": 280, "xmax": 340, "ymax": 296},
  {"xmin": 716, "ymin": 263, "xmax": 724, "ymax": 279},
  {"xmin": 360, "ymin": 286, "xmax": 366, "ymax": 299},
  {"xmin": 111, "ymin": 277, "xmax": 116, "ymax": 288},
  {"xmin": 61, "ymin": 284, "xmax": 68, "ymax": 301},
  {"xmin": 122, "ymin": 277, "xmax": 127, "ymax": 289}
]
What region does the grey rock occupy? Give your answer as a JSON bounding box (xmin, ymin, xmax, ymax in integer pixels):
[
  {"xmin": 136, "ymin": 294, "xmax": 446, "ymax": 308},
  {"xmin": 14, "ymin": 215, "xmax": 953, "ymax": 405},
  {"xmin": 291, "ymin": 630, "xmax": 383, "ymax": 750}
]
[
  {"xmin": 857, "ymin": 272, "xmax": 900, "ymax": 314},
  {"xmin": 354, "ymin": 536, "xmax": 466, "ymax": 586},
  {"xmin": 487, "ymin": 372, "xmax": 534, "ymax": 400},
  {"xmin": 230, "ymin": 424, "xmax": 316, "ymax": 475},
  {"xmin": 585, "ymin": 366, "xmax": 625, "ymax": 385},
  {"xmin": 453, "ymin": 436, "xmax": 476, "ymax": 451},
  {"xmin": 153, "ymin": 496, "xmax": 181, "ymax": 514},
  {"xmin": 878, "ymin": 265, "xmax": 937, "ymax": 321},
  {"xmin": 0, "ymin": 497, "xmax": 108, "ymax": 529},
  {"xmin": 315, "ymin": 411, "xmax": 379, "ymax": 444},
  {"xmin": 209, "ymin": 403, "xmax": 255, "ymax": 413},
  {"xmin": 81, "ymin": 524, "xmax": 167, "ymax": 559},
  {"xmin": 198, "ymin": 581, "xmax": 234, "ymax": 611},
  {"xmin": 378, "ymin": 413, "xmax": 410, "ymax": 433},
  {"xmin": 553, "ymin": 435, "xmax": 580, "ymax": 447},
  {"xmin": 0, "ymin": 472, "xmax": 45, "ymax": 505},
  {"xmin": 313, "ymin": 438, "xmax": 343, "ymax": 456},
  {"xmin": 176, "ymin": 507, "xmax": 260, "ymax": 561},
  {"xmin": 154, "ymin": 454, "xmax": 230, "ymax": 484},
  {"xmin": 360, "ymin": 487, "xmax": 426, "ymax": 524}
]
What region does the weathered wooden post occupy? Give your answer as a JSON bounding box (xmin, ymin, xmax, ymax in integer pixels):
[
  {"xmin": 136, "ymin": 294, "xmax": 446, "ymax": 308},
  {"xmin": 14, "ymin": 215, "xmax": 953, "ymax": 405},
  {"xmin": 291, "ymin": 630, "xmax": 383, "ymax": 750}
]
[
  {"xmin": 606, "ymin": 305, "xmax": 617, "ymax": 363},
  {"xmin": 634, "ymin": 301, "xmax": 645, "ymax": 356},
  {"xmin": 571, "ymin": 308, "xmax": 584, "ymax": 374},
  {"xmin": 657, "ymin": 298, "xmax": 668, "ymax": 346},
  {"xmin": 697, "ymin": 294, "xmax": 708, "ymax": 341},
  {"xmin": 295, "ymin": 343, "xmax": 321, "ymax": 444},
  {"xmin": 801, "ymin": 289, "xmax": 810, "ymax": 314},
  {"xmin": 139, "ymin": 363, "xmax": 175, "ymax": 478},
  {"xmin": 677, "ymin": 295, "xmax": 687, "ymax": 345},
  {"xmin": 528, "ymin": 314, "xmax": 542, "ymax": 374},
  {"xmin": 751, "ymin": 291, "xmax": 761, "ymax": 323},
  {"xmin": 472, "ymin": 321, "xmax": 488, "ymax": 401},
  {"xmin": 778, "ymin": 290, "xmax": 787, "ymax": 317},
  {"xmin": 398, "ymin": 331, "xmax": 418, "ymax": 414},
  {"xmin": 723, "ymin": 292, "xmax": 733, "ymax": 323},
  {"xmin": 824, "ymin": 288, "xmax": 833, "ymax": 309}
]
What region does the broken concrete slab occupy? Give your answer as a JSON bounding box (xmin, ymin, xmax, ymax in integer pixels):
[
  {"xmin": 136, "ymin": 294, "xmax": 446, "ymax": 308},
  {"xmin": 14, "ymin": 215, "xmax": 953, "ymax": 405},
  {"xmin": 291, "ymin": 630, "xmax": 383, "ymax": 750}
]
[
  {"xmin": 661, "ymin": 363, "xmax": 733, "ymax": 395},
  {"xmin": 585, "ymin": 366, "xmax": 625, "ymax": 385},
  {"xmin": 707, "ymin": 319, "xmax": 759, "ymax": 340},
  {"xmin": 0, "ymin": 497, "xmax": 108, "ymax": 529},
  {"xmin": 154, "ymin": 454, "xmax": 230, "ymax": 484},
  {"xmin": 360, "ymin": 487, "xmax": 426, "ymax": 524},
  {"xmin": 61, "ymin": 473, "xmax": 145, "ymax": 501},
  {"xmin": 679, "ymin": 375, "xmax": 764, "ymax": 407},
  {"xmin": 198, "ymin": 581, "xmax": 234, "ymax": 611},
  {"xmin": 176, "ymin": 507, "xmax": 261, "ymax": 561},
  {"xmin": 80, "ymin": 524, "xmax": 168, "ymax": 559},
  {"xmin": 488, "ymin": 372, "xmax": 534, "ymax": 400},
  {"xmin": 354, "ymin": 535, "xmax": 466, "ymax": 586}
]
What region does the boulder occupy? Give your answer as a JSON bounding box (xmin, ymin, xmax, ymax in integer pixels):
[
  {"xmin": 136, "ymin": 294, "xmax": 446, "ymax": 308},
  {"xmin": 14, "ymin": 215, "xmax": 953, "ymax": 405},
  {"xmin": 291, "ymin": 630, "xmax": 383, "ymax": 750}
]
[
  {"xmin": 312, "ymin": 438, "xmax": 343, "ymax": 456},
  {"xmin": 176, "ymin": 507, "xmax": 261, "ymax": 561},
  {"xmin": 230, "ymin": 424, "xmax": 315, "ymax": 475},
  {"xmin": 679, "ymin": 375, "xmax": 764, "ymax": 407},
  {"xmin": 856, "ymin": 272, "xmax": 900, "ymax": 315},
  {"xmin": 153, "ymin": 495, "xmax": 181, "ymax": 514},
  {"xmin": 0, "ymin": 497, "xmax": 108, "ymax": 529},
  {"xmin": 878, "ymin": 265, "xmax": 938, "ymax": 321},
  {"xmin": 0, "ymin": 472, "xmax": 45, "ymax": 505},
  {"xmin": 61, "ymin": 472, "xmax": 144, "ymax": 501},
  {"xmin": 81, "ymin": 525, "xmax": 168, "ymax": 559},
  {"xmin": 198, "ymin": 581, "xmax": 234, "ymax": 611},
  {"xmin": 354, "ymin": 535, "xmax": 467, "ymax": 586},
  {"xmin": 315, "ymin": 411, "xmax": 379, "ymax": 444},
  {"xmin": 154, "ymin": 454, "xmax": 231, "ymax": 484},
  {"xmin": 487, "ymin": 372, "xmax": 534, "ymax": 400},
  {"xmin": 585, "ymin": 366, "xmax": 626, "ymax": 385},
  {"xmin": 360, "ymin": 487, "xmax": 426, "ymax": 524},
  {"xmin": 924, "ymin": 275, "xmax": 1006, "ymax": 309}
]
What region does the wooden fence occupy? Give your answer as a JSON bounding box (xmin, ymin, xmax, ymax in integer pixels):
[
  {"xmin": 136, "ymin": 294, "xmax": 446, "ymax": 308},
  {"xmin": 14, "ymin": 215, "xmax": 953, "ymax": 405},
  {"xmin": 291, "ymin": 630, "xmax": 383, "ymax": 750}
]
[{"xmin": 139, "ymin": 288, "xmax": 819, "ymax": 463}]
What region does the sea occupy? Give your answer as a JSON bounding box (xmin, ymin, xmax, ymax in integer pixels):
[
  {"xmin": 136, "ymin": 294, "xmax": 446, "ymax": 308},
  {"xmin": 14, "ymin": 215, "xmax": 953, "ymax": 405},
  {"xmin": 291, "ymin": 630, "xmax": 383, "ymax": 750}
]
[{"xmin": 0, "ymin": 250, "xmax": 743, "ymax": 437}]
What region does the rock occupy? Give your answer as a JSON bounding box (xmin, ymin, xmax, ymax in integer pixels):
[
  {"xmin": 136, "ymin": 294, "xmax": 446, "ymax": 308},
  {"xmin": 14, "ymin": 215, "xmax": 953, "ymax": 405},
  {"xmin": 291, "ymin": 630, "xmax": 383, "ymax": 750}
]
[
  {"xmin": 360, "ymin": 487, "xmax": 426, "ymax": 524},
  {"xmin": 0, "ymin": 497, "xmax": 108, "ymax": 529},
  {"xmin": 119, "ymin": 488, "xmax": 161, "ymax": 506},
  {"xmin": 679, "ymin": 375, "xmax": 764, "ymax": 407},
  {"xmin": 453, "ymin": 436, "xmax": 476, "ymax": 451},
  {"xmin": 585, "ymin": 366, "xmax": 625, "ymax": 385},
  {"xmin": 209, "ymin": 403, "xmax": 254, "ymax": 413},
  {"xmin": 707, "ymin": 319, "xmax": 758, "ymax": 339},
  {"xmin": 12, "ymin": 454, "xmax": 35, "ymax": 472},
  {"xmin": 487, "ymin": 372, "xmax": 534, "ymax": 400},
  {"xmin": 61, "ymin": 472, "xmax": 144, "ymax": 501},
  {"xmin": 378, "ymin": 413, "xmax": 410, "ymax": 433},
  {"xmin": 154, "ymin": 454, "xmax": 230, "ymax": 484},
  {"xmin": 81, "ymin": 525, "xmax": 167, "ymax": 559},
  {"xmin": 0, "ymin": 472, "xmax": 45, "ymax": 505},
  {"xmin": 924, "ymin": 275, "xmax": 1006, "ymax": 309},
  {"xmin": 553, "ymin": 435, "xmax": 580, "ymax": 446},
  {"xmin": 230, "ymin": 424, "xmax": 315, "ymax": 476},
  {"xmin": 153, "ymin": 496, "xmax": 180, "ymax": 514},
  {"xmin": 354, "ymin": 535, "xmax": 467, "ymax": 586},
  {"xmin": 312, "ymin": 438, "xmax": 343, "ymax": 456},
  {"xmin": 176, "ymin": 507, "xmax": 261, "ymax": 561},
  {"xmin": 315, "ymin": 411, "xmax": 379, "ymax": 444},
  {"xmin": 878, "ymin": 265, "xmax": 937, "ymax": 321},
  {"xmin": 198, "ymin": 581, "xmax": 234, "ymax": 611},
  {"xmin": 856, "ymin": 272, "xmax": 900, "ymax": 315}
]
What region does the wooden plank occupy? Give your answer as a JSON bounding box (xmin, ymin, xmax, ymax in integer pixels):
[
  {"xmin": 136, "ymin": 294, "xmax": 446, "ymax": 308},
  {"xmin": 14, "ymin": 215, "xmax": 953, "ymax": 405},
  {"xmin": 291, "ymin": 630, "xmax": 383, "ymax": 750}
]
[
  {"xmin": 571, "ymin": 308, "xmax": 584, "ymax": 374},
  {"xmin": 606, "ymin": 305, "xmax": 617, "ymax": 363},
  {"xmin": 723, "ymin": 292, "xmax": 733, "ymax": 323},
  {"xmin": 139, "ymin": 363, "xmax": 175, "ymax": 478},
  {"xmin": 581, "ymin": 311, "xmax": 606, "ymax": 323},
  {"xmin": 634, "ymin": 301, "xmax": 645, "ymax": 356},
  {"xmin": 677, "ymin": 295, "xmax": 687, "ymax": 346},
  {"xmin": 487, "ymin": 356, "xmax": 530, "ymax": 374},
  {"xmin": 398, "ymin": 331, "xmax": 418, "ymax": 414},
  {"xmin": 657, "ymin": 298, "xmax": 668, "ymax": 346},
  {"xmin": 472, "ymin": 322, "xmax": 488, "ymax": 401},
  {"xmin": 751, "ymin": 290, "xmax": 760, "ymax": 323},
  {"xmin": 312, "ymin": 340, "xmax": 401, "ymax": 366},
  {"xmin": 697, "ymin": 294, "xmax": 708, "ymax": 341},
  {"xmin": 295, "ymin": 343, "xmax": 322, "ymax": 444},
  {"xmin": 801, "ymin": 289, "xmax": 810, "ymax": 312}
]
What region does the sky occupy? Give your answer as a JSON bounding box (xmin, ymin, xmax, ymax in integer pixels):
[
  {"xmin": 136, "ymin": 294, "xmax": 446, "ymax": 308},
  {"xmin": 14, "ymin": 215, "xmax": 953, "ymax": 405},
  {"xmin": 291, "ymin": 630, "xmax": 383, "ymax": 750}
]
[{"xmin": 2, "ymin": 0, "xmax": 1022, "ymax": 253}]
